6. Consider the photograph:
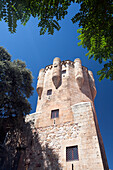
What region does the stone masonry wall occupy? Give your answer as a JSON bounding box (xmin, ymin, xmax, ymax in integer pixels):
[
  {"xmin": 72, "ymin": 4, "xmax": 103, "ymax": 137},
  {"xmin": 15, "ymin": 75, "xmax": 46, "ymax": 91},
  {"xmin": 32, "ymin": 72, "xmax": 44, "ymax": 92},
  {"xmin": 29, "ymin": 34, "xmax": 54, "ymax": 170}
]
[
  {"xmin": 24, "ymin": 58, "xmax": 108, "ymax": 170},
  {"xmin": 25, "ymin": 102, "xmax": 108, "ymax": 170},
  {"xmin": 35, "ymin": 60, "xmax": 94, "ymax": 128}
]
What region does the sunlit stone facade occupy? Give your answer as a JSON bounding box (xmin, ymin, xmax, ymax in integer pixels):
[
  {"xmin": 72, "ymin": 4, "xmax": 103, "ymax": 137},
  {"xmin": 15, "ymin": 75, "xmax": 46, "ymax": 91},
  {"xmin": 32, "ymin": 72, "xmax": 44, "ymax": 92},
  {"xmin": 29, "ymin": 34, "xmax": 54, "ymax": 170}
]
[{"xmin": 25, "ymin": 57, "xmax": 109, "ymax": 170}]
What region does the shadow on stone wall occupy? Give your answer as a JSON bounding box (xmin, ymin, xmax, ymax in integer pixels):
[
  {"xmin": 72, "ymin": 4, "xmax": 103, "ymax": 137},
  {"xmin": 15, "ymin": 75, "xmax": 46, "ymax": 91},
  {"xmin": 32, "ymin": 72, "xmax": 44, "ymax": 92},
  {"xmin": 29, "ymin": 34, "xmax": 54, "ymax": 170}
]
[
  {"xmin": 0, "ymin": 119, "xmax": 62, "ymax": 170},
  {"xmin": 80, "ymin": 68, "xmax": 93, "ymax": 101}
]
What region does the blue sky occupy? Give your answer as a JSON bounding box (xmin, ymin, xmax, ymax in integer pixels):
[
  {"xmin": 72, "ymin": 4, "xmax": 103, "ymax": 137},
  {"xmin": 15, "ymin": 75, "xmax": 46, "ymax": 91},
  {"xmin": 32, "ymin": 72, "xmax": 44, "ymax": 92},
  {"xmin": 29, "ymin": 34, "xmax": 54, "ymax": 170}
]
[{"xmin": 0, "ymin": 3, "xmax": 113, "ymax": 169}]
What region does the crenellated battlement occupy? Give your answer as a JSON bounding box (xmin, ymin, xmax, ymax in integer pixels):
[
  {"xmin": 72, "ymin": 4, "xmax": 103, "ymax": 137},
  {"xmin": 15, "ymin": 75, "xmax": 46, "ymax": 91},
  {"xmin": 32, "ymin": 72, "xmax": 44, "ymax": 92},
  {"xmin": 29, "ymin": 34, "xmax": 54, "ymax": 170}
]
[
  {"xmin": 45, "ymin": 60, "xmax": 74, "ymax": 72},
  {"xmin": 36, "ymin": 57, "xmax": 96, "ymax": 103}
]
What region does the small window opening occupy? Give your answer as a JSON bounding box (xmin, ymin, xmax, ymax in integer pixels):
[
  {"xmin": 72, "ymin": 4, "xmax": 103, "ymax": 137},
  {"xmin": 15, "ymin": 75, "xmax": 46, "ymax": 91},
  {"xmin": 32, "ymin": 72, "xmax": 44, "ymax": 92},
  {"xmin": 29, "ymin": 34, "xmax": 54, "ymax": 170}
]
[
  {"xmin": 51, "ymin": 109, "xmax": 59, "ymax": 119},
  {"xmin": 47, "ymin": 89, "xmax": 52, "ymax": 95},
  {"xmin": 66, "ymin": 146, "xmax": 78, "ymax": 161},
  {"xmin": 62, "ymin": 70, "xmax": 66, "ymax": 74},
  {"xmin": 54, "ymin": 120, "xmax": 55, "ymax": 125},
  {"xmin": 72, "ymin": 164, "xmax": 74, "ymax": 170}
]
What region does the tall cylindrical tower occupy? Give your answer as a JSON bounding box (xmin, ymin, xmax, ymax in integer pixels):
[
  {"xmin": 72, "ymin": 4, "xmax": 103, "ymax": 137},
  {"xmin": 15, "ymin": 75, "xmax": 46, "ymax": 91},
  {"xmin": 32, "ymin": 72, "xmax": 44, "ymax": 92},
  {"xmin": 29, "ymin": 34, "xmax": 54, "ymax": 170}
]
[{"xmin": 25, "ymin": 58, "xmax": 109, "ymax": 170}]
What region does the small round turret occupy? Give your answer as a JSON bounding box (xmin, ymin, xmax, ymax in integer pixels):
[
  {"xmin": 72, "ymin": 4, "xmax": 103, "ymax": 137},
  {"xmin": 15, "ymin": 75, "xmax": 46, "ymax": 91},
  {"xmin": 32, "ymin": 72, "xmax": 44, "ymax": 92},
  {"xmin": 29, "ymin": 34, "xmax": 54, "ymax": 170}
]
[
  {"xmin": 74, "ymin": 58, "xmax": 84, "ymax": 89},
  {"xmin": 36, "ymin": 68, "xmax": 45, "ymax": 99},
  {"xmin": 88, "ymin": 70, "xmax": 97, "ymax": 100},
  {"xmin": 52, "ymin": 57, "xmax": 61, "ymax": 89}
]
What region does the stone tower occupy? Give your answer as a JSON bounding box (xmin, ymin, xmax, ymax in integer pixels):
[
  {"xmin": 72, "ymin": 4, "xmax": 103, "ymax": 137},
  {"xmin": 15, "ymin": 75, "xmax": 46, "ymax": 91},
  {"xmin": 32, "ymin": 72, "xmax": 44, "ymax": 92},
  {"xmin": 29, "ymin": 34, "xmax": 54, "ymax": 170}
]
[{"xmin": 26, "ymin": 57, "xmax": 109, "ymax": 170}]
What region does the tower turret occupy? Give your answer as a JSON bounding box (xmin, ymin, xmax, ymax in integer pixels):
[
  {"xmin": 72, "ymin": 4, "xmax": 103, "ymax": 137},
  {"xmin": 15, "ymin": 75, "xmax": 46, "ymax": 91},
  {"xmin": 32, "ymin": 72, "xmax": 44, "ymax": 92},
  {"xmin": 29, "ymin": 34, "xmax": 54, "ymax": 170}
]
[
  {"xmin": 74, "ymin": 58, "xmax": 84, "ymax": 89},
  {"xmin": 52, "ymin": 57, "xmax": 61, "ymax": 89},
  {"xmin": 36, "ymin": 68, "xmax": 45, "ymax": 99},
  {"xmin": 88, "ymin": 70, "xmax": 97, "ymax": 100}
]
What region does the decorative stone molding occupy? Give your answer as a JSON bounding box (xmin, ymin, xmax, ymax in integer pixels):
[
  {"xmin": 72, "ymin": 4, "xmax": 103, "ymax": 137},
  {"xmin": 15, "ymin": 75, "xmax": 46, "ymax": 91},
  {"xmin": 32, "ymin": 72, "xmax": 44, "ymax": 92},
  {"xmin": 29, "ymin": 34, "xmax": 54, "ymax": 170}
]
[{"xmin": 71, "ymin": 102, "xmax": 92, "ymax": 114}]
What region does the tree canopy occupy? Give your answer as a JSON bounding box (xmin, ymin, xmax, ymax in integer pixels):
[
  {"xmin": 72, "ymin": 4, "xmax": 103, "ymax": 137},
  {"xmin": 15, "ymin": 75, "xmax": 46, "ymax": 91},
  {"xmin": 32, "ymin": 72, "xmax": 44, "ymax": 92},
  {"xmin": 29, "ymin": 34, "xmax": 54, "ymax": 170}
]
[
  {"xmin": 0, "ymin": 0, "xmax": 113, "ymax": 80},
  {"xmin": 0, "ymin": 47, "xmax": 34, "ymax": 124},
  {"xmin": 72, "ymin": 0, "xmax": 113, "ymax": 81},
  {"xmin": 0, "ymin": 0, "xmax": 74, "ymax": 34},
  {"xmin": 0, "ymin": 47, "xmax": 34, "ymax": 169}
]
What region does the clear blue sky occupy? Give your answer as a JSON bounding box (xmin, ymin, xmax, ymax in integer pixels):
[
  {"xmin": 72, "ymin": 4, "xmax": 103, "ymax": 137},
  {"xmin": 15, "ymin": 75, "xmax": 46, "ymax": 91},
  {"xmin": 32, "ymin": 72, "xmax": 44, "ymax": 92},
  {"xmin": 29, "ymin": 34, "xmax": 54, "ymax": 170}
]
[{"xmin": 0, "ymin": 3, "xmax": 113, "ymax": 169}]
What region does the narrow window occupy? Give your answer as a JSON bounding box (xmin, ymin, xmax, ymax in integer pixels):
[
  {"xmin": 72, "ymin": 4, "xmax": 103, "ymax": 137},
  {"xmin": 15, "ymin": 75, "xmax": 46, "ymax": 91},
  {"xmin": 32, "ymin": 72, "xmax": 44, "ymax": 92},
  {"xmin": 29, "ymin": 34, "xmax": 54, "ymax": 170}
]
[
  {"xmin": 72, "ymin": 164, "xmax": 74, "ymax": 170},
  {"xmin": 47, "ymin": 89, "xmax": 52, "ymax": 95},
  {"xmin": 54, "ymin": 65, "xmax": 57, "ymax": 68},
  {"xmin": 66, "ymin": 146, "xmax": 78, "ymax": 161},
  {"xmin": 62, "ymin": 70, "xmax": 66, "ymax": 74},
  {"xmin": 51, "ymin": 109, "xmax": 59, "ymax": 119},
  {"xmin": 62, "ymin": 70, "xmax": 66, "ymax": 77}
]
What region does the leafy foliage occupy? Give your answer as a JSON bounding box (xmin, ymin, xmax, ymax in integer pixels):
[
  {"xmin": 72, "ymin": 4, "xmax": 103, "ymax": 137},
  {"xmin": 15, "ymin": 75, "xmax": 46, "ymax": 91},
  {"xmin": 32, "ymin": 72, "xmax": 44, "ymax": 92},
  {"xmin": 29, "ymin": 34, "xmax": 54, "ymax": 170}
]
[
  {"xmin": 0, "ymin": 47, "xmax": 34, "ymax": 168},
  {"xmin": 72, "ymin": 0, "xmax": 113, "ymax": 80},
  {"xmin": 0, "ymin": 0, "xmax": 74, "ymax": 34},
  {"xmin": 0, "ymin": 0, "xmax": 113, "ymax": 80},
  {"xmin": 0, "ymin": 47, "xmax": 34, "ymax": 121}
]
